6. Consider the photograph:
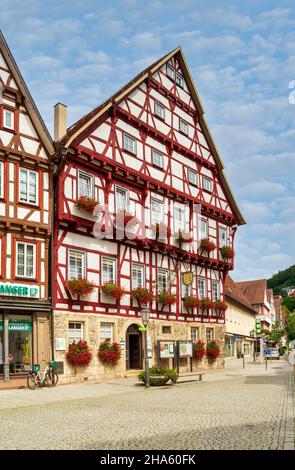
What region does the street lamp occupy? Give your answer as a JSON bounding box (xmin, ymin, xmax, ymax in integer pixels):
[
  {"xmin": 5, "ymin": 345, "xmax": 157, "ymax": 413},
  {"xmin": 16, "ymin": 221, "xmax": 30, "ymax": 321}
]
[{"xmin": 140, "ymin": 306, "xmax": 151, "ymax": 388}]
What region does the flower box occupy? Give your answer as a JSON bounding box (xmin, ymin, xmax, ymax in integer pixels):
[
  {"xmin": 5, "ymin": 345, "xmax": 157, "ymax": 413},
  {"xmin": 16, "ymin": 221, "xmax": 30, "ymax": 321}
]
[
  {"xmin": 75, "ymin": 196, "xmax": 99, "ymax": 213},
  {"xmin": 114, "ymin": 209, "xmax": 139, "ymax": 230},
  {"xmin": 220, "ymin": 246, "xmax": 234, "ymax": 260},
  {"xmin": 157, "ymin": 290, "xmax": 177, "ymax": 306},
  {"xmin": 214, "ymin": 300, "xmax": 228, "ymax": 311},
  {"xmin": 201, "ymin": 298, "xmax": 215, "ymax": 310},
  {"xmin": 66, "ymin": 340, "xmax": 92, "ymax": 367},
  {"xmin": 193, "ymin": 340, "xmax": 206, "ymax": 360},
  {"xmin": 131, "ymin": 287, "xmax": 154, "ymax": 305},
  {"xmin": 175, "ymin": 229, "xmax": 193, "ymax": 244},
  {"xmin": 98, "ymin": 340, "xmax": 121, "ymax": 367},
  {"xmin": 101, "ymin": 281, "xmax": 126, "ymax": 301},
  {"xmin": 183, "ymin": 295, "xmax": 201, "ymax": 309},
  {"xmin": 200, "ymin": 238, "xmax": 216, "ymax": 252},
  {"xmin": 67, "ymin": 278, "xmax": 96, "ymax": 296},
  {"xmin": 206, "ymin": 340, "xmax": 220, "ymax": 360}
]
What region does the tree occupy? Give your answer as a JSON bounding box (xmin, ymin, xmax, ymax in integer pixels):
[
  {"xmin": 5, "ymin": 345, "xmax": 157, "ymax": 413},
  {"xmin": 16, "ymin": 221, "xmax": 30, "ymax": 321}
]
[
  {"xmin": 285, "ymin": 309, "xmax": 295, "ymax": 342},
  {"xmin": 262, "ymin": 321, "xmax": 285, "ymax": 345},
  {"xmin": 282, "ymin": 296, "xmax": 295, "ymax": 312}
]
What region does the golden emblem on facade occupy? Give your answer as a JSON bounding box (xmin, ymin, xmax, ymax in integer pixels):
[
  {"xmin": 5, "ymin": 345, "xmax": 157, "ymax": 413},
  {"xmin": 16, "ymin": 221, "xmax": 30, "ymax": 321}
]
[{"xmin": 182, "ymin": 271, "xmax": 193, "ymax": 285}]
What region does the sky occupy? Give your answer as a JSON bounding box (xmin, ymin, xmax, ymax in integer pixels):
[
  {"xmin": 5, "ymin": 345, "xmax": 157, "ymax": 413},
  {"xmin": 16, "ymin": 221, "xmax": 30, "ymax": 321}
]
[{"xmin": 1, "ymin": 0, "xmax": 295, "ymax": 282}]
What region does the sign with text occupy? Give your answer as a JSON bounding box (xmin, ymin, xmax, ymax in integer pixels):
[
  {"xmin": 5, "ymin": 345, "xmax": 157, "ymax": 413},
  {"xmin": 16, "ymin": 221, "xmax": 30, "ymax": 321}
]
[
  {"xmin": 0, "ymin": 283, "xmax": 40, "ymax": 298},
  {"xmin": 158, "ymin": 340, "xmax": 175, "ymax": 359},
  {"xmin": 0, "ymin": 321, "xmax": 32, "ymax": 332},
  {"xmin": 178, "ymin": 340, "xmax": 193, "ymax": 358}
]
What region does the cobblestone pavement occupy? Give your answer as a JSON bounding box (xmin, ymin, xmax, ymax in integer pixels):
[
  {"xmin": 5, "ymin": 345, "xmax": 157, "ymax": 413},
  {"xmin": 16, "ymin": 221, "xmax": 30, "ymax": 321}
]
[{"xmin": 0, "ymin": 360, "xmax": 294, "ymax": 450}]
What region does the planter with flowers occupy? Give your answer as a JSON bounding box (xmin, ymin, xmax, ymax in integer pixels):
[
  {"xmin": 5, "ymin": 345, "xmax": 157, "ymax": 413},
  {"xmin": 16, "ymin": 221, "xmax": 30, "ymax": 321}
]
[
  {"xmin": 66, "ymin": 340, "xmax": 92, "ymax": 372},
  {"xmin": 101, "ymin": 281, "xmax": 126, "ymax": 302},
  {"xmin": 114, "ymin": 209, "xmax": 139, "ymax": 231},
  {"xmin": 183, "ymin": 295, "xmax": 201, "ymax": 310},
  {"xmin": 220, "ymin": 245, "xmax": 234, "ymax": 261},
  {"xmin": 214, "ymin": 300, "xmax": 228, "ymax": 312},
  {"xmin": 200, "ymin": 238, "xmax": 216, "ymax": 253},
  {"xmin": 67, "ymin": 278, "xmax": 96, "ymax": 298},
  {"xmin": 75, "ymin": 196, "xmax": 99, "ymax": 213},
  {"xmin": 175, "ymin": 229, "xmax": 193, "ymax": 246},
  {"xmin": 157, "ymin": 290, "xmax": 177, "ymax": 307},
  {"xmin": 131, "ymin": 287, "xmax": 154, "ymax": 306},
  {"xmin": 98, "ymin": 340, "xmax": 121, "ymax": 368},
  {"xmin": 206, "ymin": 340, "xmax": 220, "ymax": 361},
  {"xmin": 193, "ymin": 340, "xmax": 206, "ymax": 361},
  {"xmin": 201, "ymin": 297, "xmax": 215, "ymax": 311},
  {"xmin": 151, "ymin": 223, "xmax": 171, "ymax": 241}
]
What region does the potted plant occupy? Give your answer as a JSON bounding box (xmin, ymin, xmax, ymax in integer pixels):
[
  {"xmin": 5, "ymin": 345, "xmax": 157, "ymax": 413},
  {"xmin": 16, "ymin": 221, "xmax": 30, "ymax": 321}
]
[
  {"xmin": 67, "ymin": 278, "xmax": 96, "ymax": 296},
  {"xmin": 183, "ymin": 295, "xmax": 201, "ymax": 309},
  {"xmin": 193, "ymin": 340, "xmax": 206, "ymax": 361},
  {"xmin": 201, "ymin": 298, "xmax": 215, "ymax": 310},
  {"xmin": 138, "ymin": 366, "xmax": 178, "ymax": 386},
  {"xmin": 206, "ymin": 340, "xmax": 220, "ymax": 360},
  {"xmin": 75, "ymin": 195, "xmax": 99, "ymax": 213},
  {"xmin": 151, "ymin": 223, "xmax": 171, "ymax": 240},
  {"xmin": 114, "ymin": 209, "xmax": 139, "ymax": 230},
  {"xmin": 101, "ymin": 281, "xmax": 126, "ymax": 301},
  {"xmin": 157, "ymin": 290, "xmax": 177, "ymax": 306},
  {"xmin": 98, "ymin": 340, "xmax": 121, "ymax": 367},
  {"xmin": 220, "ymin": 245, "xmax": 234, "ymax": 260},
  {"xmin": 66, "ymin": 340, "xmax": 92, "ymax": 369},
  {"xmin": 200, "ymin": 238, "xmax": 216, "ymax": 252},
  {"xmin": 214, "ymin": 299, "xmax": 228, "ymax": 311},
  {"xmin": 175, "ymin": 229, "xmax": 193, "ymax": 244},
  {"xmin": 131, "ymin": 287, "xmax": 154, "ymax": 305}
]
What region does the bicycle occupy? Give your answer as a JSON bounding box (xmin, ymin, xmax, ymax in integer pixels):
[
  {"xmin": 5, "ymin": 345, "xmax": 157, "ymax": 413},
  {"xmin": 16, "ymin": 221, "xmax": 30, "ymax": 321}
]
[{"xmin": 27, "ymin": 360, "xmax": 58, "ymax": 389}]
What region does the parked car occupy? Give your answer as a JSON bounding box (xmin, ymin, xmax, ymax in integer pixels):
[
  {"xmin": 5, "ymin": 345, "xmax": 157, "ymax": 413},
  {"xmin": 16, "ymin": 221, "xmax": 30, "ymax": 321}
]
[{"xmin": 264, "ymin": 348, "xmax": 280, "ymax": 360}]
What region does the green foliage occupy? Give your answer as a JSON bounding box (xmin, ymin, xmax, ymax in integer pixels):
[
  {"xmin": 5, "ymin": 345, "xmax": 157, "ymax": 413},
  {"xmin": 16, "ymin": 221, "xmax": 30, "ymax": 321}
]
[
  {"xmin": 285, "ymin": 310, "xmax": 295, "ymax": 342},
  {"xmin": 267, "ymin": 265, "xmax": 295, "ymax": 294},
  {"xmin": 262, "ymin": 321, "xmax": 285, "ymax": 345},
  {"xmin": 282, "ymin": 296, "xmax": 295, "ymax": 312},
  {"xmin": 138, "ymin": 366, "xmax": 178, "ymax": 384}
]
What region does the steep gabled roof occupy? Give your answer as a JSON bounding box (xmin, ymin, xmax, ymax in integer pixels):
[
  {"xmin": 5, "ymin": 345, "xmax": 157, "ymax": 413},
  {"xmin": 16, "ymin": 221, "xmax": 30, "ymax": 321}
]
[
  {"xmin": 235, "ymin": 279, "xmax": 267, "ymax": 306},
  {"xmin": 59, "ymin": 47, "xmax": 245, "ymax": 225},
  {"xmin": 0, "ymin": 31, "xmax": 54, "ymax": 156},
  {"xmin": 225, "ymin": 276, "xmax": 257, "ymax": 314}
]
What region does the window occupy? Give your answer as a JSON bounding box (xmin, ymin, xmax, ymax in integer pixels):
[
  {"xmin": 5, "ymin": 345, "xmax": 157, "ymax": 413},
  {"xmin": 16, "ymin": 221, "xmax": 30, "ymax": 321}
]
[
  {"xmin": 68, "ymin": 250, "xmax": 85, "ymax": 279},
  {"xmin": 0, "ymin": 161, "xmax": 4, "ymax": 199},
  {"xmin": 3, "ymin": 109, "xmax": 14, "ymax": 130},
  {"xmin": 206, "ymin": 328, "xmax": 214, "ymax": 342},
  {"xmin": 197, "ymin": 278, "xmax": 207, "ymax": 298},
  {"xmin": 155, "ymin": 102, "xmax": 165, "ymax": 120},
  {"xmin": 202, "ymin": 176, "xmax": 213, "ymax": 193},
  {"xmin": 115, "ymin": 186, "xmax": 129, "ymax": 211},
  {"xmin": 132, "ymin": 263, "xmax": 145, "ymax": 289},
  {"xmin": 182, "ymin": 278, "xmax": 192, "ymax": 297},
  {"xmin": 157, "ymin": 269, "xmax": 169, "ymax": 293},
  {"xmin": 174, "ymin": 206, "xmax": 185, "ymax": 232},
  {"xmin": 212, "ymin": 281, "xmax": 220, "ymax": 301},
  {"xmin": 16, "ymin": 242, "xmax": 36, "ymax": 278},
  {"xmin": 102, "ymin": 257, "xmax": 116, "ymax": 284},
  {"xmin": 176, "ymin": 72, "xmax": 184, "ymax": 88},
  {"xmin": 152, "ymin": 149, "xmax": 164, "ymax": 169},
  {"xmin": 162, "ymin": 326, "xmax": 171, "ymax": 334},
  {"xmin": 100, "ymin": 323, "xmax": 113, "ymax": 343},
  {"xmin": 188, "ymin": 169, "xmax": 198, "ymax": 186},
  {"xmin": 151, "ymin": 198, "xmax": 164, "ymax": 225},
  {"xmin": 199, "ymin": 218, "xmax": 208, "ymax": 240},
  {"xmin": 191, "ymin": 327, "xmax": 199, "ymax": 343},
  {"xmin": 19, "ymin": 168, "xmax": 38, "ymax": 205},
  {"xmin": 219, "ymin": 226, "xmax": 228, "ymax": 247},
  {"xmin": 123, "ymin": 133, "xmax": 136, "ymax": 154},
  {"xmin": 179, "ymin": 119, "xmax": 188, "ymax": 136},
  {"xmin": 78, "ymin": 171, "xmax": 93, "ymax": 198},
  {"xmin": 68, "ymin": 322, "xmax": 83, "ymax": 343},
  {"xmin": 166, "ymin": 63, "xmax": 174, "ymax": 79}
]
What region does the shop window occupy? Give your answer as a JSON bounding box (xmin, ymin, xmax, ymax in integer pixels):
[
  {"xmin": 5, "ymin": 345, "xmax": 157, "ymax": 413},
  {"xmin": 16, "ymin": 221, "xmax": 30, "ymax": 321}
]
[
  {"xmin": 101, "ymin": 257, "xmax": 116, "ymax": 284},
  {"xmin": 0, "ymin": 161, "xmax": 4, "ymax": 199},
  {"xmin": 19, "ymin": 168, "xmax": 38, "ymax": 205},
  {"xmin": 100, "ymin": 323, "xmax": 113, "ymax": 343},
  {"xmin": 68, "ymin": 250, "xmax": 86, "ymax": 279},
  {"xmin": 206, "ymin": 328, "xmax": 214, "ymax": 342},
  {"xmin": 132, "ymin": 263, "xmax": 145, "ymax": 289},
  {"xmin": 7, "ymin": 314, "xmax": 33, "ymax": 373},
  {"xmin": 191, "ymin": 327, "xmax": 199, "ymax": 343},
  {"xmin": 0, "ymin": 314, "xmax": 3, "ymax": 374},
  {"xmin": 78, "ymin": 171, "xmax": 93, "ymax": 198},
  {"xmin": 162, "ymin": 326, "xmax": 171, "ymax": 334},
  {"xmin": 16, "ymin": 242, "xmax": 36, "ymax": 279},
  {"xmin": 68, "ymin": 322, "xmax": 83, "ymax": 343}
]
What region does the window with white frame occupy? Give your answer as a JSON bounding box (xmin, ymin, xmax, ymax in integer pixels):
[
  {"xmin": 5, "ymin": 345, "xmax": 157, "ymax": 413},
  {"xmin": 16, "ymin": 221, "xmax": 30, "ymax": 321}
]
[
  {"xmin": 157, "ymin": 269, "xmax": 169, "ymax": 293},
  {"xmin": 197, "ymin": 277, "xmax": 207, "ymax": 298},
  {"xmin": 78, "ymin": 171, "xmax": 93, "ymax": 198},
  {"xmin": 188, "ymin": 169, "xmax": 198, "ymax": 186},
  {"xmin": 3, "ymin": 109, "xmax": 14, "ymax": 130},
  {"xmin": 191, "ymin": 327, "xmax": 199, "ymax": 343},
  {"xmin": 212, "ymin": 280, "xmax": 220, "ymax": 301},
  {"xmin": 115, "ymin": 186, "xmax": 129, "ymax": 211},
  {"xmin": 199, "ymin": 218, "xmax": 208, "ymax": 240},
  {"xmin": 174, "ymin": 205, "xmax": 185, "ymax": 232},
  {"xmin": 68, "ymin": 322, "xmax": 83, "ymax": 343},
  {"xmin": 182, "ymin": 276, "xmax": 192, "ymax": 297},
  {"xmin": 0, "ymin": 161, "xmax": 4, "ymax": 199},
  {"xmin": 219, "ymin": 226, "xmax": 228, "ymax": 247},
  {"xmin": 151, "ymin": 198, "xmax": 164, "ymax": 225},
  {"xmin": 206, "ymin": 328, "xmax": 214, "ymax": 341},
  {"xmin": 100, "ymin": 322, "xmax": 113, "ymax": 342},
  {"xmin": 166, "ymin": 63, "xmax": 174, "ymax": 79},
  {"xmin": 152, "ymin": 149, "xmax": 164, "ymax": 169},
  {"xmin": 123, "ymin": 133, "xmax": 136, "ymax": 154},
  {"xmin": 155, "ymin": 102, "xmax": 165, "ymax": 120},
  {"xmin": 179, "ymin": 119, "xmax": 188, "ymax": 135},
  {"xmin": 202, "ymin": 176, "xmax": 213, "ymax": 193},
  {"xmin": 102, "ymin": 257, "xmax": 116, "ymax": 284},
  {"xmin": 132, "ymin": 263, "xmax": 145, "ymax": 289},
  {"xmin": 19, "ymin": 168, "xmax": 38, "ymax": 205},
  {"xmin": 16, "ymin": 242, "xmax": 36, "ymax": 278},
  {"xmin": 176, "ymin": 72, "xmax": 184, "ymax": 88},
  {"xmin": 68, "ymin": 250, "xmax": 85, "ymax": 279}
]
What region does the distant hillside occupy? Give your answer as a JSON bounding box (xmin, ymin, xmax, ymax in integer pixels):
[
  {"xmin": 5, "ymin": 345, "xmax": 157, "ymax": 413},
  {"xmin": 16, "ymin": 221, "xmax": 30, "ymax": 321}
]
[{"xmin": 267, "ymin": 265, "xmax": 295, "ymax": 295}]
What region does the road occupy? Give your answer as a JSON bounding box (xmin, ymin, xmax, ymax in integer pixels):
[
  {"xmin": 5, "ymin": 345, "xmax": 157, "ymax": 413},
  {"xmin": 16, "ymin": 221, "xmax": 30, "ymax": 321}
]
[{"xmin": 0, "ymin": 359, "xmax": 294, "ymax": 450}]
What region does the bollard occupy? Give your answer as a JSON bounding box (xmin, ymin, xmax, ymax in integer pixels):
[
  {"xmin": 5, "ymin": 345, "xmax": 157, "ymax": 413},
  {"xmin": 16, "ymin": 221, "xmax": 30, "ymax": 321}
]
[
  {"xmin": 243, "ymin": 356, "xmax": 245, "ymax": 369},
  {"xmin": 265, "ymin": 358, "xmax": 268, "ymax": 370}
]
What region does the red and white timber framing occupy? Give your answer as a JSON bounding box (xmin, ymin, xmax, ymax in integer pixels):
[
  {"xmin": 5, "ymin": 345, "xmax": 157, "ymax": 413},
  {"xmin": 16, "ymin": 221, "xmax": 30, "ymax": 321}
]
[{"xmin": 53, "ymin": 48, "xmax": 245, "ymax": 324}]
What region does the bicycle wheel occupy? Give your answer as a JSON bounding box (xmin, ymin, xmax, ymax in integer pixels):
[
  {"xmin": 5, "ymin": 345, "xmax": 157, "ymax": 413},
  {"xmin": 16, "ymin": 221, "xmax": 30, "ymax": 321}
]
[
  {"xmin": 44, "ymin": 371, "xmax": 58, "ymax": 387},
  {"xmin": 27, "ymin": 372, "xmax": 37, "ymax": 390},
  {"xmin": 51, "ymin": 371, "xmax": 59, "ymax": 387}
]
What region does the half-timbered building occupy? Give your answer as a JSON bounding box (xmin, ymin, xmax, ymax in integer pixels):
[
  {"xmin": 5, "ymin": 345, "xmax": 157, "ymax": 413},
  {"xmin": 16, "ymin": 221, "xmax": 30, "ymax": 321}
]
[
  {"xmin": 53, "ymin": 48, "xmax": 245, "ymax": 382},
  {"xmin": 0, "ymin": 33, "xmax": 54, "ymax": 384}
]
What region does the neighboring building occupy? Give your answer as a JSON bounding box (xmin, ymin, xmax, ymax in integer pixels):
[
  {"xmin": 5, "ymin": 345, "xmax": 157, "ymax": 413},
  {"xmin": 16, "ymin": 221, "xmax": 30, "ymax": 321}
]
[
  {"xmin": 274, "ymin": 295, "xmax": 286, "ymax": 327},
  {"xmin": 52, "ymin": 48, "xmax": 245, "ymax": 382},
  {"xmin": 224, "ymin": 276, "xmax": 256, "ymax": 359},
  {"xmin": 0, "ymin": 33, "xmax": 54, "ymax": 383},
  {"xmin": 236, "ymin": 279, "xmax": 274, "ymax": 332}
]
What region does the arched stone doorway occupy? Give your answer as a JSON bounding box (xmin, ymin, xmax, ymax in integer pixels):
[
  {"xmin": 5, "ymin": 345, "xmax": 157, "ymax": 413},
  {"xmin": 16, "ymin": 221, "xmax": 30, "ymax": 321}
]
[{"xmin": 126, "ymin": 324, "xmax": 142, "ymax": 370}]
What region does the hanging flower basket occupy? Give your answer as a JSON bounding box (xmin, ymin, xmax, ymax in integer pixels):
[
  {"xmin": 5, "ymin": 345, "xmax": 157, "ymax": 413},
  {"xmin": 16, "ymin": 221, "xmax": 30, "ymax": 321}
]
[
  {"xmin": 220, "ymin": 246, "xmax": 234, "ymax": 260},
  {"xmin": 101, "ymin": 281, "xmax": 126, "ymax": 301},
  {"xmin": 75, "ymin": 196, "xmax": 99, "ymax": 213},
  {"xmin": 157, "ymin": 290, "xmax": 177, "ymax": 306},
  {"xmin": 201, "ymin": 298, "xmax": 215, "ymax": 310},
  {"xmin": 206, "ymin": 340, "xmax": 220, "ymax": 360},
  {"xmin": 114, "ymin": 209, "xmax": 139, "ymax": 230},
  {"xmin": 183, "ymin": 295, "xmax": 201, "ymax": 309},
  {"xmin": 98, "ymin": 340, "xmax": 121, "ymax": 367},
  {"xmin": 193, "ymin": 340, "xmax": 206, "ymax": 360},
  {"xmin": 131, "ymin": 287, "xmax": 154, "ymax": 305},
  {"xmin": 66, "ymin": 340, "xmax": 92, "ymax": 367},
  {"xmin": 67, "ymin": 278, "xmax": 96, "ymax": 296},
  {"xmin": 214, "ymin": 300, "xmax": 228, "ymax": 311},
  {"xmin": 200, "ymin": 238, "xmax": 216, "ymax": 252},
  {"xmin": 151, "ymin": 223, "xmax": 171, "ymax": 240},
  {"xmin": 175, "ymin": 229, "xmax": 193, "ymax": 244}
]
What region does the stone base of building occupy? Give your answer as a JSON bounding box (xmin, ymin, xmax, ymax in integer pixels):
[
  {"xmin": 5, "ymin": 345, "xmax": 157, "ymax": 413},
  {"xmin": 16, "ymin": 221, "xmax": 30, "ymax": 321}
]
[{"xmin": 53, "ymin": 310, "xmax": 225, "ymax": 384}]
